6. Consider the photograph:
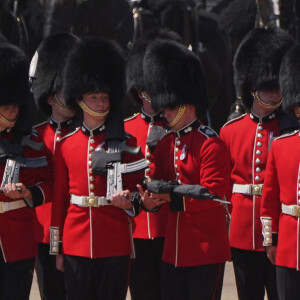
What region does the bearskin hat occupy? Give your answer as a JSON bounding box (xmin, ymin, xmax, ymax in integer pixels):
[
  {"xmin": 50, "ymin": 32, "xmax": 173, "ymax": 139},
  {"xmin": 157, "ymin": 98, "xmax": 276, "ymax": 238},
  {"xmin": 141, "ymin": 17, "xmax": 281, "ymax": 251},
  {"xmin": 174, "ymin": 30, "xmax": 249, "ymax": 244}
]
[
  {"xmin": 233, "ymin": 27, "xmax": 294, "ymax": 109},
  {"xmin": 280, "ymin": 44, "xmax": 300, "ymax": 112},
  {"xmin": 0, "ymin": 41, "xmax": 30, "ymax": 106},
  {"xmin": 31, "ymin": 33, "xmax": 79, "ymax": 116},
  {"xmin": 126, "ymin": 28, "xmax": 182, "ymax": 104},
  {"xmin": 63, "ymin": 37, "xmax": 126, "ymax": 111},
  {"xmin": 143, "ymin": 39, "xmax": 208, "ymax": 114}
]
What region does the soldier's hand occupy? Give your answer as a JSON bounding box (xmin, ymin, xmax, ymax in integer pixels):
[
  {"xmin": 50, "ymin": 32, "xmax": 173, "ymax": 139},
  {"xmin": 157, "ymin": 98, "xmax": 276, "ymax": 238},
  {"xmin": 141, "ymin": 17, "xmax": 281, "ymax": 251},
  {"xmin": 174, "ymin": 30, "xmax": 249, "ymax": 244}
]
[
  {"xmin": 265, "ymin": 246, "xmax": 277, "ymax": 265},
  {"xmin": 2, "ymin": 183, "xmax": 32, "ymax": 200},
  {"xmin": 56, "ymin": 254, "xmax": 64, "ymax": 272},
  {"xmin": 137, "ymin": 184, "xmax": 167, "ymax": 210},
  {"xmin": 111, "ymin": 190, "xmax": 133, "ymax": 209}
]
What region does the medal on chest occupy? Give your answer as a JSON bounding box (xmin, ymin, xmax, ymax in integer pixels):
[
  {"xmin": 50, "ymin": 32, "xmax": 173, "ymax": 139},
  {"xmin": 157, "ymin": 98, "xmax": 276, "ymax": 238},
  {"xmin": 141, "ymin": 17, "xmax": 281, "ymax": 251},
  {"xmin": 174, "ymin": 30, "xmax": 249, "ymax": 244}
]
[{"xmin": 180, "ymin": 144, "xmax": 188, "ymax": 161}]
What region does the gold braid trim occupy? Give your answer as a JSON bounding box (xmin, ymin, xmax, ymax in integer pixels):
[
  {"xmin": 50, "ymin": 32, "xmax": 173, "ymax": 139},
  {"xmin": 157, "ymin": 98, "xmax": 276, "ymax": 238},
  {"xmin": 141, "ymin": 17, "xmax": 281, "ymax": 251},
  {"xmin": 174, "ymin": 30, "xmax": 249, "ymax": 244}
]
[
  {"xmin": 78, "ymin": 100, "xmax": 110, "ymax": 117},
  {"xmin": 253, "ymin": 91, "xmax": 282, "ymax": 109},
  {"xmin": 53, "ymin": 94, "xmax": 73, "ymax": 112},
  {"xmin": 169, "ymin": 105, "xmax": 186, "ymax": 127},
  {"xmin": 0, "ymin": 113, "xmax": 17, "ymax": 126}
]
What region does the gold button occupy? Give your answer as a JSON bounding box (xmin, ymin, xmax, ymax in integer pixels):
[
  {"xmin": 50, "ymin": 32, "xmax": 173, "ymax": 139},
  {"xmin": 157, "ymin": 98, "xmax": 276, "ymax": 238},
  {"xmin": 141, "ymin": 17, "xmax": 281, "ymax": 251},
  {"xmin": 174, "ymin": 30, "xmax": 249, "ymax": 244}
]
[
  {"xmin": 90, "ymin": 139, "xmax": 95, "ymax": 144},
  {"xmin": 90, "ymin": 176, "xmax": 94, "ymax": 181},
  {"xmin": 90, "ymin": 147, "xmax": 94, "ymax": 151},
  {"xmin": 90, "ymin": 184, "xmax": 95, "ymax": 189}
]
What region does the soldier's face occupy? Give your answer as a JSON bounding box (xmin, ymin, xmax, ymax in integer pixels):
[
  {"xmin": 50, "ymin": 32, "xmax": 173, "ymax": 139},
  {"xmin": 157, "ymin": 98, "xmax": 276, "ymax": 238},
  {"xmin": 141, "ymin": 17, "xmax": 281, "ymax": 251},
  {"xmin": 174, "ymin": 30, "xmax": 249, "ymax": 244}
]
[
  {"xmin": 83, "ymin": 92, "xmax": 110, "ymax": 113},
  {"xmin": 0, "ymin": 104, "xmax": 19, "ymax": 125},
  {"xmin": 164, "ymin": 107, "xmax": 178, "ymax": 126},
  {"xmin": 256, "ymin": 88, "xmax": 282, "ymax": 106}
]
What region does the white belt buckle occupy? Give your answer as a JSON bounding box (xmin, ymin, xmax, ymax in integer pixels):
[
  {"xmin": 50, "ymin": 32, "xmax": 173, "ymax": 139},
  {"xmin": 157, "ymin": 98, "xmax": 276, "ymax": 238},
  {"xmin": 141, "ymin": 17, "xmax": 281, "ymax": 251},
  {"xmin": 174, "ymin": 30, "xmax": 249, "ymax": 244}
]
[
  {"xmin": 251, "ymin": 184, "xmax": 262, "ymax": 196},
  {"xmin": 84, "ymin": 196, "xmax": 99, "ymax": 207},
  {"xmin": 292, "ymin": 206, "xmax": 300, "ymax": 217}
]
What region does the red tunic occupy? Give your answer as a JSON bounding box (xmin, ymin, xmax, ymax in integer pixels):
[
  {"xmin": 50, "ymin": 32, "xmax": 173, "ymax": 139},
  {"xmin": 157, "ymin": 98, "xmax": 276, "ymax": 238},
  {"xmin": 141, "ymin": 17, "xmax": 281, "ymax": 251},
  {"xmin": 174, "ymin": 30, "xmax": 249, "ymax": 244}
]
[
  {"xmin": 51, "ymin": 123, "xmax": 141, "ymax": 258},
  {"xmin": 0, "ymin": 129, "xmax": 53, "ymax": 262},
  {"xmin": 34, "ymin": 118, "xmax": 76, "ymax": 244},
  {"xmin": 152, "ymin": 119, "xmax": 231, "ymax": 267},
  {"xmin": 261, "ymin": 130, "xmax": 300, "ymax": 270},
  {"xmin": 125, "ymin": 112, "xmax": 169, "ymax": 239},
  {"xmin": 220, "ymin": 112, "xmax": 280, "ymax": 251}
]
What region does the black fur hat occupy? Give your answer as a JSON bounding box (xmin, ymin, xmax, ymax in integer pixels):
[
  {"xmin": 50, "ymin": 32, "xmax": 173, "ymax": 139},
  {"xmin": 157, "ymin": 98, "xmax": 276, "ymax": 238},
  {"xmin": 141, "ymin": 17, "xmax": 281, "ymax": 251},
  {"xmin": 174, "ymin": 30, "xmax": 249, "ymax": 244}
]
[
  {"xmin": 234, "ymin": 27, "xmax": 294, "ymax": 109},
  {"xmin": 63, "ymin": 37, "xmax": 126, "ymax": 111},
  {"xmin": 280, "ymin": 44, "xmax": 300, "ymax": 112},
  {"xmin": 126, "ymin": 28, "xmax": 182, "ymax": 104},
  {"xmin": 0, "ymin": 42, "xmax": 30, "ymax": 106},
  {"xmin": 31, "ymin": 33, "xmax": 79, "ymax": 116},
  {"xmin": 143, "ymin": 39, "xmax": 208, "ymax": 114}
]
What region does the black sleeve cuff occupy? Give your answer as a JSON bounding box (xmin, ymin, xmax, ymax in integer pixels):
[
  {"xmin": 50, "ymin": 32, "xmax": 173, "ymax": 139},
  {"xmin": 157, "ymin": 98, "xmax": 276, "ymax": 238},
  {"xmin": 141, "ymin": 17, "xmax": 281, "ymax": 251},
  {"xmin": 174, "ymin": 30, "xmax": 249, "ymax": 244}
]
[
  {"xmin": 24, "ymin": 185, "xmax": 44, "ymax": 208},
  {"xmin": 169, "ymin": 191, "xmax": 184, "ymax": 212},
  {"xmin": 272, "ymin": 233, "xmax": 278, "ymax": 246}
]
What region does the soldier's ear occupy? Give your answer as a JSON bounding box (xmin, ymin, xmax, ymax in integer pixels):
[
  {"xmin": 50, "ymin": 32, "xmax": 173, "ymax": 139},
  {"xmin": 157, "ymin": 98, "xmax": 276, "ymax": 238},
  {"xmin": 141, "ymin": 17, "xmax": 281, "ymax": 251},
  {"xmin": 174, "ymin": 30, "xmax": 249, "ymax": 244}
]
[{"xmin": 46, "ymin": 95, "xmax": 55, "ymax": 106}]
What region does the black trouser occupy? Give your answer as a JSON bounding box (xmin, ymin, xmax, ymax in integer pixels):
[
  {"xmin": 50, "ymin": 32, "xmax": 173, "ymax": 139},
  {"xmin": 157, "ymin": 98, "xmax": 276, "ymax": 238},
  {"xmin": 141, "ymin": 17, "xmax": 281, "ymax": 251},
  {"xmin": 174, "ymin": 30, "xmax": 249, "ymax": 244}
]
[
  {"xmin": 0, "ymin": 248, "xmax": 35, "ymax": 300},
  {"xmin": 64, "ymin": 254, "xmax": 130, "ymax": 300},
  {"xmin": 35, "ymin": 243, "xmax": 66, "ymax": 300},
  {"xmin": 161, "ymin": 261, "xmax": 225, "ymax": 300},
  {"xmin": 231, "ymin": 247, "xmax": 279, "ymax": 300},
  {"xmin": 276, "ymin": 265, "xmax": 300, "ymax": 300},
  {"xmin": 129, "ymin": 237, "xmax": 164, "ymax": 300}
]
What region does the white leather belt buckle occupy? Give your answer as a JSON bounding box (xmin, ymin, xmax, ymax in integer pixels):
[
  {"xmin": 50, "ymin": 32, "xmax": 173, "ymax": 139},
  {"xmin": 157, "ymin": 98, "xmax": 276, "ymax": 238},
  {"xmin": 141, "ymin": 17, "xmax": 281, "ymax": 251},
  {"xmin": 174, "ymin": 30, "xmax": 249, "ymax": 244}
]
[
  {"xmin": 282, "ymin": 204, "xmax": 300, "ymax": 217},
  {"xmin": 232, "ymin": 184, "xmax": 263, "ymax": 196},
  {"xmin": 70, "ymin": 194, "xmax": 111, "ymax": 207}
]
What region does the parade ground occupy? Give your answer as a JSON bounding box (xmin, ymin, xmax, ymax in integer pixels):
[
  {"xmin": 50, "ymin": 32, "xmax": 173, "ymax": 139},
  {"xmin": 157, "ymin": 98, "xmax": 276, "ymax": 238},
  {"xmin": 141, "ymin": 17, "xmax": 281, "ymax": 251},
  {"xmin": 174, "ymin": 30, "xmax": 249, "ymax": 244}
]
[{"xmin": 30, "ymin": 261, "xmax": 238, "ymax": 300}]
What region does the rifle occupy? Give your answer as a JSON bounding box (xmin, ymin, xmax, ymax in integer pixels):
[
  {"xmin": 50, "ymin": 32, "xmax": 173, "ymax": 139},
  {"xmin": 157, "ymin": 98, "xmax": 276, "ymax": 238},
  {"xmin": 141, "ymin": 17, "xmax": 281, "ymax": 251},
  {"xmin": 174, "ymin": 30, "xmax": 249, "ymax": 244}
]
[
  {"xmin": 0, "ymin": 156, "xmax": 48, "ymax": 194},
  {"xmin": 147, "ymin": 180, "xmax": 230, "ymax": 204},
  {"xmin": 91, "ymin": 140, "xmax": 148, "ymax": 202},
  {"xmin": 0, "ymin": 135, "xmax": 46, "ymax": 197}
]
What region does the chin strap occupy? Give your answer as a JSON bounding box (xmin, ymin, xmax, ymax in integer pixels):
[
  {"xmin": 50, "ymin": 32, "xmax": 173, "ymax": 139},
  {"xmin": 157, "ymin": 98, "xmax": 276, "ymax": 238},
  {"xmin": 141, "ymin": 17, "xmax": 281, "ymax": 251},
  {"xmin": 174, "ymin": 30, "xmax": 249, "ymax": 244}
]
[
  {"xmin": 78, "ymin": 100, "xmax": 110, "ymax": 117},
  {"xmin": 169, "ymin": 105, "xmax": 186, "ymax": 127},
  {"xmin": 0, "ymin": 113, "xmax": 17, "ymax": 127},
  {"xmin": 140, "ymin": 91, "xmax": 151, "ymax": 103},
  {"xmin": 53, "ymin": 94, "xmax": 74, "ymax": 112},
  {"xmin": 253, "ymin": 91, "xmax": 282, "ymax": 109}
]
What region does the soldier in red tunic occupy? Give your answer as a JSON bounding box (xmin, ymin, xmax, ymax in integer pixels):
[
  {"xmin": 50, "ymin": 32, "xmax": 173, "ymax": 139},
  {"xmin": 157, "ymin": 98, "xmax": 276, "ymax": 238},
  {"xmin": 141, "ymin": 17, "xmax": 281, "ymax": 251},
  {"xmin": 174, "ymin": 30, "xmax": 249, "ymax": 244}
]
[
  {"xmin": 125, "ymin": 30, "xmax": 183, "ymax": 300},
  {"xmin": 140, "ymin": 39, "xmax": 231, "ymax": 300},
  {"xmin": 261, "ymin": 44, "xmax": 300, "ymax": 300},
  {"xmin": 220, "ymin": 27, "xmax": 294, "ymax": 300},
  {"xmin": 30, "ymin": 33, "xmax": 79, "ymax": 300},
  {"xmin": 50, "ymin": 37, "xmax": 142, "ymax": 300},
  {"xmin": 0, "ymin": 41, "xmax": 53, "ymax": 299}
]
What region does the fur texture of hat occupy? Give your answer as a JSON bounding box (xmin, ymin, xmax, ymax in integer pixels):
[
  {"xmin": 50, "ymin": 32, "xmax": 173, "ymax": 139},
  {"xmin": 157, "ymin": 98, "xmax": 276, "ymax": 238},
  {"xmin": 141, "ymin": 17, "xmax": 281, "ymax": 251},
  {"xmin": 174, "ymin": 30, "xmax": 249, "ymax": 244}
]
[
  {"xmin": 280, "ymin": 44, "xmax": 300, "ymax": 112},
  {"xmin": 143, "ymin": 39, "xmax": 207, "ymax": 114},
  {"xmin": 0, "ymin": 42, "xmax": 30, "ymax": 106},
  {"xmin": 63, "ymin": 37, "xmax": 126, "ymax": 111},
  {"xmin": 234, "ymin": 27, "xmax": 294, "ymax": 109},
  {"xmin": 126, "ymin": 28, "xmax": 182, "ymax": 104},
  {"xmin": 31, "ymin": 33, "xmax": 79, "ymax": 116}
]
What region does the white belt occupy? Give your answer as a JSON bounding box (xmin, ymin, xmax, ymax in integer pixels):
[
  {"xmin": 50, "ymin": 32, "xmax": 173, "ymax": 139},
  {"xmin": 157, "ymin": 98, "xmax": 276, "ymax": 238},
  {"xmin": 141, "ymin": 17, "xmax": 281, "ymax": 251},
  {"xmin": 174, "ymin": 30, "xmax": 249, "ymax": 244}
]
[
  {"xmin": 232, "ymin": 184, "xmax": 263, "ymax": 196},
  {"xmin": 0, "ymin": 200, "xmax": 27, "ymax": 213},
  {"xmin": 282, "ymin": 204, "xmax": 300, "ymax": 217},
  {"xmin": 70, "ymin": 194, "xmax": 111, "ymax": 207}
]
